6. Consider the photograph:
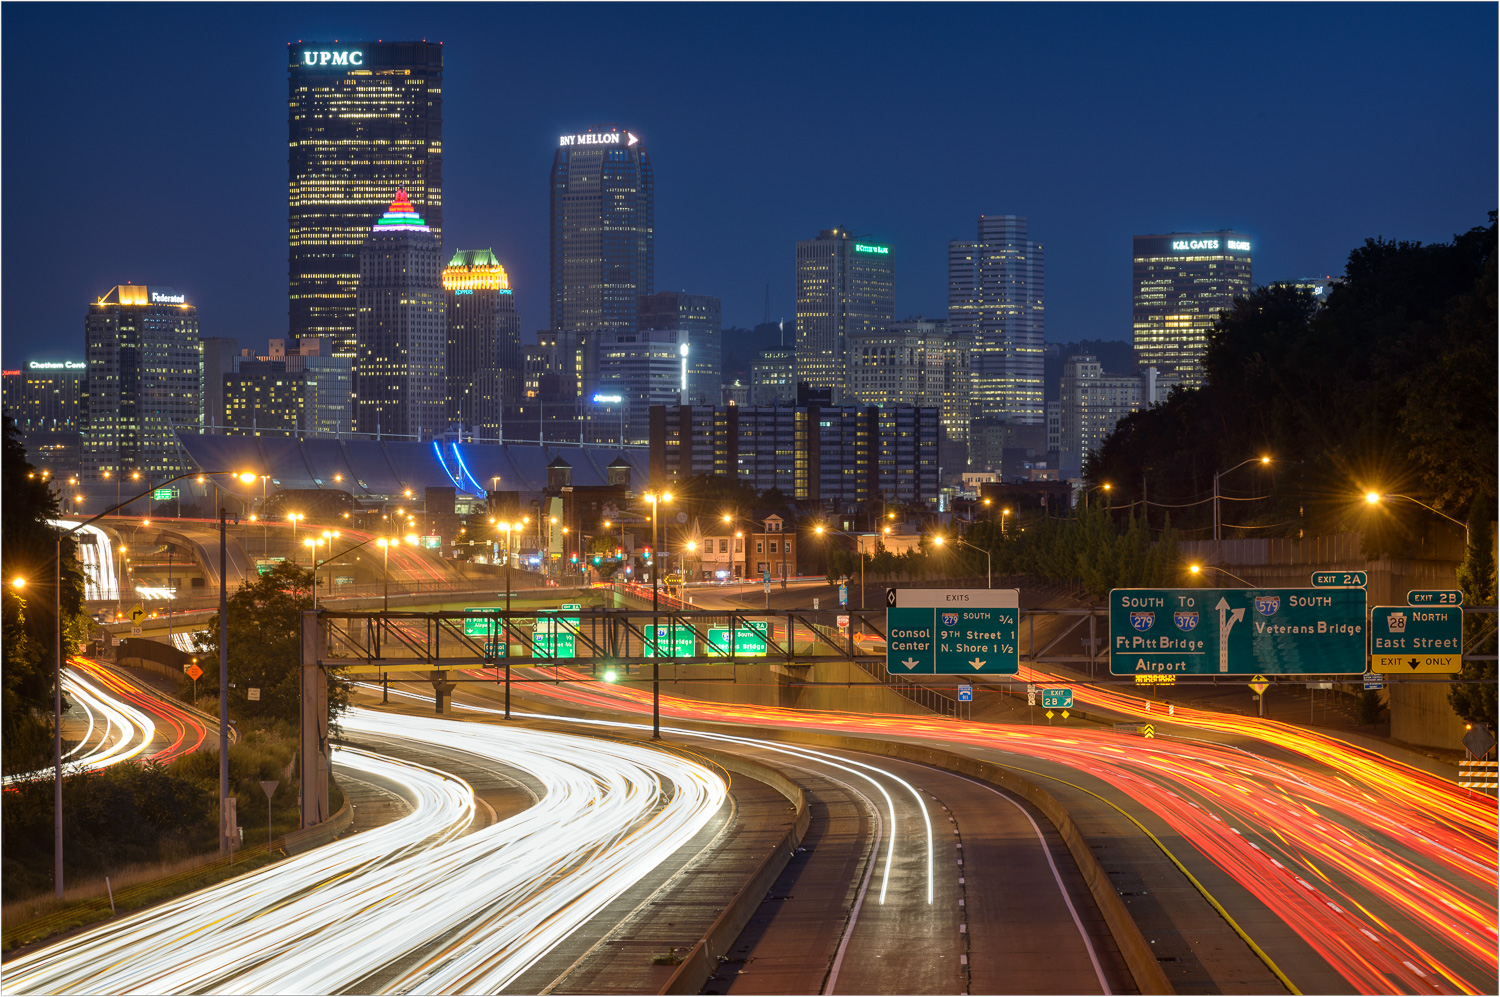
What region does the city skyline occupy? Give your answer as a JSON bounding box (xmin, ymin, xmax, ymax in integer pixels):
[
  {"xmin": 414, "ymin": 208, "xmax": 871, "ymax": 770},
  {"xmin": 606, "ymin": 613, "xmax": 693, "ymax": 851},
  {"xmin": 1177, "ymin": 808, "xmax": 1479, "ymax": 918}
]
[{"xmin": 2, "ymin": 4, "xmax": 1495, "ymax": 366}]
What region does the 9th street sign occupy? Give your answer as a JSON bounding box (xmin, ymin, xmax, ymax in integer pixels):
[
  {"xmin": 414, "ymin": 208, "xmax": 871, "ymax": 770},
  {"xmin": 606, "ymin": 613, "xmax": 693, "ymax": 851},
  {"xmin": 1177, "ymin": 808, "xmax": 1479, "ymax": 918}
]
[
  {"xmin": 887, "ymin": 589, "xmax": 1020, "ymax": 675},
  {"xmin": 1110, "ymin": 588, "xmax": 1367, "ymax": 676}
]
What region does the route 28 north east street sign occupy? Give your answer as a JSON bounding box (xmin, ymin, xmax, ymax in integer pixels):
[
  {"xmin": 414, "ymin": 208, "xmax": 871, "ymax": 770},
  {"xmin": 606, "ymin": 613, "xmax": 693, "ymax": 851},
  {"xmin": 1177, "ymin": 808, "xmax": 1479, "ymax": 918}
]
[{"xmin": 1109, "ymin": 588, "xmax": 1367, "ymax": 676}]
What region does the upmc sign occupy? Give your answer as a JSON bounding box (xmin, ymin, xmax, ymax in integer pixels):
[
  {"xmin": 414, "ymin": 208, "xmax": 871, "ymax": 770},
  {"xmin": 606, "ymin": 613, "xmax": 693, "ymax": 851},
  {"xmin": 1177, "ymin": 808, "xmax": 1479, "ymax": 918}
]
[{"xmin": 300, "ymin": 50, "xmax": 363, "ymax": 66}]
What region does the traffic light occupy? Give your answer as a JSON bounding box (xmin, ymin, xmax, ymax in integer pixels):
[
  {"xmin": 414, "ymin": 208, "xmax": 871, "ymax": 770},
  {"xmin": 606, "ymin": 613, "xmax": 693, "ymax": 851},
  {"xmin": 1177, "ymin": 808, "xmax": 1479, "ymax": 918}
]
[{"xmin": 592, "ymin": 556, "xmax": 601, "ymax": 565}]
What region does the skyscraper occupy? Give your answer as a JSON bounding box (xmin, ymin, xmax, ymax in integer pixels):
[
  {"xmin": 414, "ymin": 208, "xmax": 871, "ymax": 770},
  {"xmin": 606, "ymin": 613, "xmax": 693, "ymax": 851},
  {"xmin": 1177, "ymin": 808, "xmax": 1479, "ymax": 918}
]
[
  {"xmin": 948, "ymin": 215, "xmax": 1045, "ymax": 424},
  {"xmin": 355, "ymin": 190, "xmax": 445, "ymax": 439},
  {"xmin": 794, "ymin": 228, "xmax": 895, "ymax": 395},
  {"xmin": 550, "ymin": 125, "xmax": 653, "ymax": 334},
  {"xmin": 444, "ymin": 249, "xmax": 522, "ymax": 440},
  {"xmin": 82, "ymin": 285, "xmax": 201, "ymax": 482},
  {"xmin": 639, "ymin": 291, "xmax": 721, "ymax": 406},
  {"xmin": 288, "ymin": 41, "xmax": 443, "ymax": 355},
  {"xmin": 1132, "ymin": 231, "xmax": 1253, "ymax": 386}
]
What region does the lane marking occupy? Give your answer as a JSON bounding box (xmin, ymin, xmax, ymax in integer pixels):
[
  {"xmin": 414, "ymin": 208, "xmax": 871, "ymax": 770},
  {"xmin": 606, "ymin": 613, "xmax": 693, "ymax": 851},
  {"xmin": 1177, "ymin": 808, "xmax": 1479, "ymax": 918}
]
[{"xmin": 955, "ymin": 774, "xmax": 1112, "ymax": 995}]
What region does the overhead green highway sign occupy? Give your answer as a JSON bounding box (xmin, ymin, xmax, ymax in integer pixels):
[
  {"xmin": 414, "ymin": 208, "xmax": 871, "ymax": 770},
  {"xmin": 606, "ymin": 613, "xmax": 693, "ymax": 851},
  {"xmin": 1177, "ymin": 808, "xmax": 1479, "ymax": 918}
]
[
  {"xmin": 1370, "ymin": 606, "xmax": 1462, "ymax": 673},
  {"xmin": 886, "ymin": 589, "xmax": 1020, "ymax": 675},
  {"xmin": 705, "ymin": 621, "xmax": 769, "ymax": 657},
  {"xmin": 644, "ymin": 624, "xmax": 695, "ymax": 658},
  {"xmin": 1311, "ymin": 570, "xmax": 1366, "ymax": 588},
  {"xmin": 1109, "ymin": 587, "xmax": 1367, "ymax": 676}
]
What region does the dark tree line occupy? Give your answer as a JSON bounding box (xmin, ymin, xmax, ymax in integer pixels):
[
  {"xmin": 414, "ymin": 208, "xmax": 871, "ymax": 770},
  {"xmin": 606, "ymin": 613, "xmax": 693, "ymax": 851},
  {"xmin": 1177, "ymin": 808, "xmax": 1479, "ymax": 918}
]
[
  {"xmin": 1088, "ymin": 214, "xmax": 1497, "ymax": 553},
  {"xmin": 2, "ymin": 417, "xmax": 87, "ymax": 773}
]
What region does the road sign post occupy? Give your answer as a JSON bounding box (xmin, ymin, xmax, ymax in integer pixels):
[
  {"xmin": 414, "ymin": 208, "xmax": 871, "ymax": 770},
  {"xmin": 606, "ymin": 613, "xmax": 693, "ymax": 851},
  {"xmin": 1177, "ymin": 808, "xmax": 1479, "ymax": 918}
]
[
  {"xmin": 1041, "ymin": 688, "xmax": 1073, "ymax": 709},
  {"xmin": 886, "ymin": 589, "xmax": 1020, "ymax": 675},
  {"xmin": 1370, "ymin": 606, "xmax": 1462, "ymax": 673},
  {"xmin": 1110, "ymin": 587, "xmax": 1367, "ymax": 676}
]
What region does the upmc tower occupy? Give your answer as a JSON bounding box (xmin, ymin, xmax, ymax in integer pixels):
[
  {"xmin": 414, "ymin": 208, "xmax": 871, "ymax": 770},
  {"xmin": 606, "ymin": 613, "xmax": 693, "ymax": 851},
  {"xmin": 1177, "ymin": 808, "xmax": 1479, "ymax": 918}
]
[
  {"xmin": 288, "ymin": 41, "xmax": 444, "ymax": 357},
  {"xmin": 550, "ymin": 126, "xmax": 653, "ymax": 334}
]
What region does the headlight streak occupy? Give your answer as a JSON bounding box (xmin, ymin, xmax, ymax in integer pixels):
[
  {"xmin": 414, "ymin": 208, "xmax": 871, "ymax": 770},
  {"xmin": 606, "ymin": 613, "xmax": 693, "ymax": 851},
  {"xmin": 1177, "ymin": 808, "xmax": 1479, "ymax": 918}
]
[
  {"xmin": 4, "ymin": 666, "xmax": 157, "ymax": 786},
  {"xmin": 6, "ymin": 710, "xmax": 727, "ymax": 995},
  {"xmin": 363, "ymin": 682, "xmax": 937, "ymax": 908},
  {"xmin": 459, "ymin": 664, "xmax": 1497, "ymax": 994}
]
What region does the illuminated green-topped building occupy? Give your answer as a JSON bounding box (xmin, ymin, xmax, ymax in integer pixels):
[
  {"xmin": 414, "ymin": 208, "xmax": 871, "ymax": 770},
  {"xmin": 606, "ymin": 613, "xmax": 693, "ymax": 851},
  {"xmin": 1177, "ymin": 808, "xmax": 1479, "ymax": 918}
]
[
  {"xmin": 794, "ymin": 228, "xmax": 895, "ymax": 397},
  {"xmin": 444, "ymin": 248, "xmax": 522, "ymax": 440}
]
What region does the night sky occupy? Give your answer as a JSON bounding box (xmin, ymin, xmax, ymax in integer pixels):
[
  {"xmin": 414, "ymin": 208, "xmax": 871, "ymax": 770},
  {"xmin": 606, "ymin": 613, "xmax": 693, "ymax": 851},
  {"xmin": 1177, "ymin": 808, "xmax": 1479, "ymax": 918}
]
[{"xmin": 2, "ymin": 2, "xmax": 1494, "ymax": 366}]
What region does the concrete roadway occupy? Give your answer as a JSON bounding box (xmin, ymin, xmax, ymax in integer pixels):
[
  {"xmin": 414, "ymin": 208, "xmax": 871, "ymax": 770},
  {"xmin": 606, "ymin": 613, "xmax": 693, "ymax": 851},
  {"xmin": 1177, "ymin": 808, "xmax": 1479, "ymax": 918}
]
[{"xmin": 408, "ymin": 678, "xmax": 1126, "ymax": 997}]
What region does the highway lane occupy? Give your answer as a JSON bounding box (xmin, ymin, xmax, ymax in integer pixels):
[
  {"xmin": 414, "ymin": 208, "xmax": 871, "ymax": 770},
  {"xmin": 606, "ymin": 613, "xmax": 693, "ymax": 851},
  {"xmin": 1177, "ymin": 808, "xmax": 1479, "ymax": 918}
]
[
  {"xmin": 393, "ymin": 681, "xmax": 1122, "ymax": 995},
  {"xmin": 473, "ymin": 668, "xmax": 1497, "ymax": 995},
  {"xmin": 5, "ymin": 709, "xmax": 727, "ymax": 995}
]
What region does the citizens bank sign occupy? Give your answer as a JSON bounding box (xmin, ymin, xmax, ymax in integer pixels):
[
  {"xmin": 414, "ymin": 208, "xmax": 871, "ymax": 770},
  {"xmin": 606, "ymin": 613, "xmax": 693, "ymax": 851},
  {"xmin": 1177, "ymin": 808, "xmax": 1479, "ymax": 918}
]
[{"xmin": 301, "ymin": 50, "xmax": 364, "ymax": 66}]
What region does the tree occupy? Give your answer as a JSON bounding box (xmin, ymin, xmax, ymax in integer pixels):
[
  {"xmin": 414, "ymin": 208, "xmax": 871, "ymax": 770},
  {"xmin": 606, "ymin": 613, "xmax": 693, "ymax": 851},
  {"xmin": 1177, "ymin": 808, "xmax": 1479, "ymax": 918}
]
[
  {"xmin": 193, "ymin": 561, "xmax": 350, "ymax": 734},
  {"xmin": 1, "ymin": 416, "xmax": 86, "ymax": 773},
  {"xmin": 1449, "ymin": 495, "xmax": 1497, "ymax": 731},
  {"xmin": 1088, "ymin": 216, "xmax": 1497, "ymax": 553}
]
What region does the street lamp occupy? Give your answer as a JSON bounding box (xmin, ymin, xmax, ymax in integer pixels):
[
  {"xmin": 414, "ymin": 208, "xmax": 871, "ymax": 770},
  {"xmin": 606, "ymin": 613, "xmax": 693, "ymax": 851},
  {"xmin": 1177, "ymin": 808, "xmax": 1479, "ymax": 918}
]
[
  {"xmin": 46, "ymin": 467, "xmax": 256, "ymax": 895},
  {"xmin": 1001, "ymin": 507, "xmax": 1013, "ymax": 537},
  {"xmin": 1363, "ymin": 491, "xmax": 1470, "ymax": 546},
  {"xmin": 1213, "ymin": 456, "xmax": 1271, "ymax": 542},
  {"xmin": 933, "ymin": 534, "xmax": 992, "ymax": 589},
  {"xmin": 495, "ymin": 519, "xmax": 524, "ymax": 718},
  {"xmin": 643, "ymin": 491, "xmax": 672, "ymax": 739},
  {"xmin": 1083, "ymin": 482, "xmax": 1112, "ymax": 510},
  {"xmin": 1188, "ymin": 563, "xmax": 1255, "ymax": 587},
  {"xmin": 814, "ymin": 525, "xmax": 869, "ymax": 609}
]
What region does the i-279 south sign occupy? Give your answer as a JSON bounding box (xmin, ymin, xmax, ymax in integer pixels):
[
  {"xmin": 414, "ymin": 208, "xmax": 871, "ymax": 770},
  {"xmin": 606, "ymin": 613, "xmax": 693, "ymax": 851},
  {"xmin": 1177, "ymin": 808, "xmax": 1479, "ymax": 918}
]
[{"xmin": 1109, "ymin": 587, "xmax": 1367, "ymax": 676}]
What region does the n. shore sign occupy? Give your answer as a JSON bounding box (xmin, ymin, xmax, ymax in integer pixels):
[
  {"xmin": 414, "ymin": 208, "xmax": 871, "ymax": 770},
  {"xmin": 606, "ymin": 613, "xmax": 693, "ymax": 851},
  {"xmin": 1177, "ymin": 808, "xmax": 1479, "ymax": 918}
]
[
  {"xmin": 1109, "ymin": 588, "xmax": 1367, "ymax": 675},
  {"xmin": 887, "ymin": 589, "xmax": 1019, "ymax": 675}
]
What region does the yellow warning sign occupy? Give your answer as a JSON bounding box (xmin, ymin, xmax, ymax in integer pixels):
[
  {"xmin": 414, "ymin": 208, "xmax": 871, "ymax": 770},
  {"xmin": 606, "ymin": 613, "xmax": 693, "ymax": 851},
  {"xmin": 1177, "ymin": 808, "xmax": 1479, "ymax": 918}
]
[
  {"xmin": 1142, "ymin": 724, "xmax": 1156, "ymax": 739},
  {"xmin": 1248, "ymin": 675, "xmax": 1269, "ymax": 696}
]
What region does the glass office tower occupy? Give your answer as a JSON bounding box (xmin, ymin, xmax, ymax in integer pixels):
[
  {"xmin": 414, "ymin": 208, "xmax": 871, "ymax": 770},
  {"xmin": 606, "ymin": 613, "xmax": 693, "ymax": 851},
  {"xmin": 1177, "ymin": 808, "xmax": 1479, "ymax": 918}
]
[
  {"xmin": 549, "ymin": 125, "xmax": 653, "ymax": 334},
  {"xmin": 1132, "ymin": 231, "xmax": 1253, "ymax": 387},
  {"xmin": 288, "ymin": 41, "xmax": 443, "ymax": 356},
  {"xmin": 794, "ymin": 228, "xmax": 895, "ymax": 395},
  {"xmin": 948, "ymin": 215, "xmax": 1045, "ymax": 424},
  {"xmin": 444, "ymin": 248, "xmax": 522, "ymax": 440}
]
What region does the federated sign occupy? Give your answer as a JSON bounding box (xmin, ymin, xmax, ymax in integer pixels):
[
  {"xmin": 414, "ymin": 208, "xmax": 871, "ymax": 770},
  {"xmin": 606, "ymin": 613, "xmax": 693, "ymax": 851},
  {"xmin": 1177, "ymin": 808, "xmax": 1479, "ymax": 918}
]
[
  {"xmin": 1109, "ymin": 588, "xmax": 1368, "ymax": 675},
  {"xmin": 886, "ymin": 589, "xmax": 1020, "ymax": 675},
  {"xmin": 1370, "ymin": 606, "xmax": 1462, "ymax": 673}
]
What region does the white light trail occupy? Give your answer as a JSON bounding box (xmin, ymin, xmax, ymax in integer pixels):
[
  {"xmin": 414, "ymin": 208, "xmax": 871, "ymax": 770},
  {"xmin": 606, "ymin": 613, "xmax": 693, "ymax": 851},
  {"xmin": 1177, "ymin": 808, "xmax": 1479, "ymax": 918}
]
[
  {"xmin": 6, "ymin": 708, "xmax": 726, "ymax": 995},
  {"xmin": 3, "ymin": 668, "xmax": 156, "ymax": 786}
]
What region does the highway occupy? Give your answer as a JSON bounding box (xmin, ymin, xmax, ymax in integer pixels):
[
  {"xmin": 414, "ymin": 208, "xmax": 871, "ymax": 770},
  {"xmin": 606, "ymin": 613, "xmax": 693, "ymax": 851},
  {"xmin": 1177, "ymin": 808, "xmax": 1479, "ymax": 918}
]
[
  {"xmin": 4, "ymin": 708, "xmax": 726, "ymax": 995},
  {"xmin": 451, "ymin": 662, "xmax": 1497, "ymax": 995},
  {"xmin": 373, "ymin": 681, "xmax": 1125, "ymax": 995},
  {"xmin": 1, "ymin": 657, "xmax": 214, "ymax": 786}
]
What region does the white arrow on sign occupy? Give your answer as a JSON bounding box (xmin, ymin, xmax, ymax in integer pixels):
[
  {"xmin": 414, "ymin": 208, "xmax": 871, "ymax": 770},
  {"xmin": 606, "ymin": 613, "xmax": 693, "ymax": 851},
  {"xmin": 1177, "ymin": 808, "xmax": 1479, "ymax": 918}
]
[
  {"xmin": 1216, "ymin": 597, "xmax": 1245, "ymax": 673},
  {"xmin": 968, "ymin": 657, "xmax": 987, "ymax": 670},
  {"xmin": 901, "ymin": 657, "xmax": 920, "ymax": 670}
]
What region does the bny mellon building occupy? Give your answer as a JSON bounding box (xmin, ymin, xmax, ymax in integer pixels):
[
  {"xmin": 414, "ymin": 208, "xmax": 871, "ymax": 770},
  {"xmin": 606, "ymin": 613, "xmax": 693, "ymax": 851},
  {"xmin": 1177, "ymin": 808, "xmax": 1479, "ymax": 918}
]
[
  {"xmin": 550, "ymin": 126, "xmax": 653, "ymax": 334},
  {"xmin": 288, "ymin": 41, "xmax": 443, "ymax": 356}
]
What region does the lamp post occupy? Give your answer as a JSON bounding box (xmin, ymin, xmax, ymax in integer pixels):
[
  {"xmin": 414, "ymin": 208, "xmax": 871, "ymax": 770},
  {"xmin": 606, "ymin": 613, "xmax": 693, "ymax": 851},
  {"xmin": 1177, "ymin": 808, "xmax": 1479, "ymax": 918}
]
[
  {"xmin": 644, "ymin": 491, "xmax": 672, "ymax": 739},
  {"xmin": 496, "ymin": 520, "xmax": 523, "ymax": 718},
  {"xmin": 1213, "ymin": 456, "xmax": 1271, "ymax": 542},
  {"xmin": 1363, "ymin": 491, "xmax": 1470, "ymax": 546},
  {"xmin": 288, "ymin": 513, "xmax": 304, "ymax": 558},
  {"xmin": 1083, "ymin": 482, "xmax": 1112, "ymax": 510},
  {"xmin": 1187, "ymin": 562, "xmax": 1255, "ymax": 587},
  {"xmin": 47, "ymin": 467, "xmax": 256, "ymax": 894},
  {"xmin": 933, "ymin": 534, "xmax": 992, "ymax": 589},
  {"xmin": 814, "ymin": 526, "xmax": 868, "ymax": 609},
  {"xmin": 1000, "ymin": 507, "xmax": 1012, "ymax": 537}
]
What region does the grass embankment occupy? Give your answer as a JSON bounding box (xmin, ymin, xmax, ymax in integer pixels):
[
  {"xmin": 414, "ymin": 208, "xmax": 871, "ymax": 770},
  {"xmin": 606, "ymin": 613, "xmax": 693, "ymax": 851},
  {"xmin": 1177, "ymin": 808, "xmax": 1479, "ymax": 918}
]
[{"xmin": 0, "ymin": 723, "xmax": 340, "ymax": 953}]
